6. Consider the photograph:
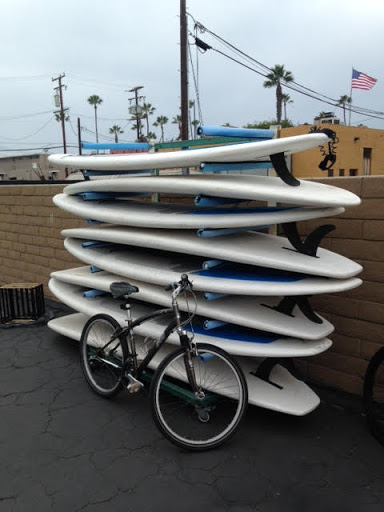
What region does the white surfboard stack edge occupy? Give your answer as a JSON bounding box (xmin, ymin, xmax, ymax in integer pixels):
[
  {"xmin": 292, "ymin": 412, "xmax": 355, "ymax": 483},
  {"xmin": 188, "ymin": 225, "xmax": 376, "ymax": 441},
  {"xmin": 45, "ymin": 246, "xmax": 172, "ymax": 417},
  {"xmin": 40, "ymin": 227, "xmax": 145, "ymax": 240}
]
[{"xmin": 48, "ymin": 128, "xmax": 362, "ymax": 415}]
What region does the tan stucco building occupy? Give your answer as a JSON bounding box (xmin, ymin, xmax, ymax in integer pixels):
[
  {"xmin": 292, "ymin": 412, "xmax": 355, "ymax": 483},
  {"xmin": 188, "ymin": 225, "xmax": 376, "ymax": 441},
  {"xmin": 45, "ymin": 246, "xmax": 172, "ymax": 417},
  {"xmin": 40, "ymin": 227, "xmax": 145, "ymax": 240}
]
[{"xmin": 281, "ymin": 124, "xmax": 384, "ymax": 178}]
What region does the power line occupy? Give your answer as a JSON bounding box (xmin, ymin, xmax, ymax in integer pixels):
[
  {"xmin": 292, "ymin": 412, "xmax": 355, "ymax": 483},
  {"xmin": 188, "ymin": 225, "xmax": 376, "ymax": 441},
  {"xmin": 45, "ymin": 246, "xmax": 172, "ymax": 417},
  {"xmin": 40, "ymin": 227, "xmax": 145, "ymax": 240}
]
[
  {"xmin": 0, "ymin": 116, "xmax": 55, "ymax": 141},
  {"xmin": 189, "ymin": 15, "xmax": 384, "ymax": 121},
  {"xmin": 0, "ymin": 110, "xmax": 54, "ymax": 120}
]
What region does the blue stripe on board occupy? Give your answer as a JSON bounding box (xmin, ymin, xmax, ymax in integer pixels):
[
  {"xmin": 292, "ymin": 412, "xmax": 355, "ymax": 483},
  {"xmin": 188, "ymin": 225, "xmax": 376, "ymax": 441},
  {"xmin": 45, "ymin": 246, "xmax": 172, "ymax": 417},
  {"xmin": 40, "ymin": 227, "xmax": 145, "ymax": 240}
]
[
  {"xmin": 191, "ymin": 263, "xmax": 303, "ymax": 282},
  {"xmin": 187, "ymin": 320, "xmax": 279, "ymax": 344},
  {"xmin": 190, "ymin": 206, "xmax": 299, "ymax": 215},
  {"xmin": 199, "ymin": 162, "xmax": 273, "ymax": 173},
  {"xmin": 82, "ymin": 142, "xmax": 151, "ymax": 150}
]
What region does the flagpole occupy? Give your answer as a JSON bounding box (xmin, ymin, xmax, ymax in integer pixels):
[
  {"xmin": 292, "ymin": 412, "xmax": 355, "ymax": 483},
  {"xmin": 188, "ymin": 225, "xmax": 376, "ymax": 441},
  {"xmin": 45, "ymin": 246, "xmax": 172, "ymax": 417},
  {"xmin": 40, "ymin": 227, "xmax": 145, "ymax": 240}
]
[{"xmin": 349, "ymin": 67, "xmax": 353, "ymax": 126}]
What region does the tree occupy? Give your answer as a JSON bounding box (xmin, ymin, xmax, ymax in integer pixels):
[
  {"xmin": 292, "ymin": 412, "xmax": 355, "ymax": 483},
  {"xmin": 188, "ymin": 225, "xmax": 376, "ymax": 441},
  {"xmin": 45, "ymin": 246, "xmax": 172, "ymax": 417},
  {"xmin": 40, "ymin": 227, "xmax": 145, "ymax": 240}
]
[
  {"xmin": 87, "ymin": 95, "xmax": 103, "ymax": 143},
  {"xmin": 281, "ymin": 93, "xmax": 293, "ymax": 121},
  {"xmin": 244, "ymin": 119, "xmax": 294, "ymax": 129},
  {"xmin": 153, "ymin": 115, "xmax": 169, "ymax": 142},
  {"xmin": 172, "ymin": 114, "xmax": 182, "ymax": 140},
  {"xmin": 142, "ymin": 103, "xmax": 156, "ymax": 136},
  {"xmin": 337, "ymin": 94, "xmax": 352, "ymax": 125},
  {"xmin": 263, "ymin": 65, "xmax": 294, "ymax": 124},
  {"xmin": 109, "ymin": 125, "xmax": 124, "ymax": 143},
  {"xmin": 54, "ymin": 111, "xmax": 70, "ymax": 122},
  {"xmin": 189, "ymin": 100, "xmax": 198, "ymax": 139},
  {"xmin": 146, "ymin": 131, "xmax": 157, "ymax": 140}
]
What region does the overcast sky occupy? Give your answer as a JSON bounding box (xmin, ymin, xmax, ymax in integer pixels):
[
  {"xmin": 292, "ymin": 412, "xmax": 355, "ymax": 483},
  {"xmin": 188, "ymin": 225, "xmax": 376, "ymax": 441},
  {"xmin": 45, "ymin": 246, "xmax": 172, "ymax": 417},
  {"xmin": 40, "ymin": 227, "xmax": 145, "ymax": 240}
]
[{"xmin": 1, "ymin": 0, "xmax": 383, "ymax": 156}]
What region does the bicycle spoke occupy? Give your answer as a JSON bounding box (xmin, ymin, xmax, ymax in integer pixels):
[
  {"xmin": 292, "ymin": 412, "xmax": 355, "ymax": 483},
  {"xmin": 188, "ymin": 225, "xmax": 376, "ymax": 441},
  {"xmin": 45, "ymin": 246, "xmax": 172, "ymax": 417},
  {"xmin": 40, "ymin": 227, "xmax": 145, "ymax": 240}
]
[
  {"xmin": 151, "ymin": 344, "xmax": 247, "ymax": 451},
  {"xmin": 80, "ymin": 314, "xmax": 127, "ymax": 398}
]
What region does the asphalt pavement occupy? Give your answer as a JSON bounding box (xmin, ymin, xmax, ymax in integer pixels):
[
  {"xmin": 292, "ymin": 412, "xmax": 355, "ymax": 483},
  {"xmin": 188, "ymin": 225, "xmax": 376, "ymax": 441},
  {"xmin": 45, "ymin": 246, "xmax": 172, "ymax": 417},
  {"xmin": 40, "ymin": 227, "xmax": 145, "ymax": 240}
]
[{"xmin": 0, "ymin": 300, "xmax": 383, "ymax": 512}]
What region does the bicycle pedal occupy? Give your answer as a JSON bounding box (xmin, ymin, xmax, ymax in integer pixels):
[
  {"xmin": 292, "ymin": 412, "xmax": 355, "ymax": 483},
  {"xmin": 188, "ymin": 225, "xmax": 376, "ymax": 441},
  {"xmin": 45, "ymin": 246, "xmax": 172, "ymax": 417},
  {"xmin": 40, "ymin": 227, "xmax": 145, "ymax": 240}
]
[{"xmin": 127, "ymin": 379, "xmax": 144, "ymax": 394}]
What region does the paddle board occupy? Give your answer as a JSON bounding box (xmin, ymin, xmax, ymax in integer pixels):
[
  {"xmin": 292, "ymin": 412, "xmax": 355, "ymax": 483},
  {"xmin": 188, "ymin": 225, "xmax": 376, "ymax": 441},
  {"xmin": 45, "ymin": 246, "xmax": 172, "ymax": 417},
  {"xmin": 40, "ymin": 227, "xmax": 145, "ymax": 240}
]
[
  {"xmin": 48, "ymin": 312, "xmax": 322, "ymax": 415},
  {"xmin": 48, "ymin": 278, "xmax": 332, "ymax": 359},
  {"xmin": 53, "ymin": 194, "xmax": 344, "ymax": 230},
  {"xmin": 51, "ymin": 266, "xmax": 334, "ymax": 340},
  {"xmin": 62, "ymin": 238, "xmax": 362, "ymax": 296},
  {"xmin": 196, "ymin": 125, "xmax": 274, "ymax": 139},
  {"xmin": 61, "ymin": 226, "xmax": 363, "ymax": 279},
  {"xmin": 62, "ymin": 174, "xmax": 361, "ymax": 208},
  {"xmin": 48, "ymin": 132, "xmax": 331, "ymax": 171}
]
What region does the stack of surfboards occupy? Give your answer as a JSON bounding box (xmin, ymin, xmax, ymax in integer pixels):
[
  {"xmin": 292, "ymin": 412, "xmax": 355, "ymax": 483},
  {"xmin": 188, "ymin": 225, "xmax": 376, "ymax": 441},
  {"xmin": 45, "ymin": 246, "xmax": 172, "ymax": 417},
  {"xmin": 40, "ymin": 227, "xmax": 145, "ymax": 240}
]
[{"xmin": 47, "ymin": 129, "xmax": 362, "ymax": 416}]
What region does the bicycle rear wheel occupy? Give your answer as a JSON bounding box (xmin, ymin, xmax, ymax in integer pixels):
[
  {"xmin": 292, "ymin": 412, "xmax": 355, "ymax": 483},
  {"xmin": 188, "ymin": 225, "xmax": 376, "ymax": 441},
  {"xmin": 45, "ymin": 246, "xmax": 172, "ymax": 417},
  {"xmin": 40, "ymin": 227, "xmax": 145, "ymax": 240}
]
[
  {"xmin": 363, "ymin": 347, "xmax": 384, "ymax": 445},
  {"xmin": 150, "ymin": 343, "xmax": 247, "ymax": 451},
  {"xmin": 80, "ymin": 314, "xmax": 127, "ymax": 398}
]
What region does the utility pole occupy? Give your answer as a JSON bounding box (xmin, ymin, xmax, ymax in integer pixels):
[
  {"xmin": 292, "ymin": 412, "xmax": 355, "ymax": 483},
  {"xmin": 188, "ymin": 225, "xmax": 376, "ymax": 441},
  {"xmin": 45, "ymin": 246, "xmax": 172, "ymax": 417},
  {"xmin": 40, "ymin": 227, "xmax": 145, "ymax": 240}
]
[
  {"xmin": 180, "ymin": 0, "xmax": 189, "ymax": 141},
  {"xmin": 52, "ymin": 73, "xmax": 68, "ymax": 153},
  {"xmin": 127, "ymin": 86, "xmax": 144, "ymax": 141},
  {"xmin": 77, "ymin": 117, "xmax": 82, "ymax": 155}
]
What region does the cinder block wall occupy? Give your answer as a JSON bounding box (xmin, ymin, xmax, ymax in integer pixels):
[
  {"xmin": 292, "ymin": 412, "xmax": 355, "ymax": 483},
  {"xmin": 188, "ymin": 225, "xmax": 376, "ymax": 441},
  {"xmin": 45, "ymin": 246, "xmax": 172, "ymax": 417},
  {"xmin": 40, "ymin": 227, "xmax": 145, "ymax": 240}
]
[
  {"xmin": 296, "ymin": 176, "xmax": 384, "ymax": 396},
  {"xmin": 0, "ymin": 185, "xmax": 83, "ymax": 294},
  {"xmin": 0, "ymin": 178, "xmax": 382, "ymax": 397}
]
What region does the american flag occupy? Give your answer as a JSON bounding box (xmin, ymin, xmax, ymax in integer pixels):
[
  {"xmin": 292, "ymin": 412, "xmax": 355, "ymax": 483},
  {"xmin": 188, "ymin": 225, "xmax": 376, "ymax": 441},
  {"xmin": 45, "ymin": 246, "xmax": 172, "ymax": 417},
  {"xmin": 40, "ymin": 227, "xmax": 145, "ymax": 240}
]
[{"xmin": 351, "ymin": 69, "xmax": 377, "ymax": 90}]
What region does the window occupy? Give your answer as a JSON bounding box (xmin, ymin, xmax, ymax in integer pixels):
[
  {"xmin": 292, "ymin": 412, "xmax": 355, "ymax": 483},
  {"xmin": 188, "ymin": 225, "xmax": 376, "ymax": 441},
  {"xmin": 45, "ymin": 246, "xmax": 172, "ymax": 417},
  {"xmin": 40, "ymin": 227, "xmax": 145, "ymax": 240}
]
[
  {"xmin": 339, "ymin": 169, "xmax": 345, "ymax": 177},
  {"xmin": 327, "ymin": 169, "xmax": 334, "ymax": 177},
  {"xmin": 363, "ymin": 148, "xmax": 372, "ymax": 175},
  {"xmin": 349, "ymin": 169, "xmax": 358, "ymax": 176}
]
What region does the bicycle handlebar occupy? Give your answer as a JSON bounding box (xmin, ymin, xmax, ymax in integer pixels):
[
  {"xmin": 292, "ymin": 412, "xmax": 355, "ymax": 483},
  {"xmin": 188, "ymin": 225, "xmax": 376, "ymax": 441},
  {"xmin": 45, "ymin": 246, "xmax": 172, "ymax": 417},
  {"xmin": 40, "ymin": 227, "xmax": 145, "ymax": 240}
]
[{"xmin": 165, "ymin": 274, "xmax": 193, "ymax": 297}]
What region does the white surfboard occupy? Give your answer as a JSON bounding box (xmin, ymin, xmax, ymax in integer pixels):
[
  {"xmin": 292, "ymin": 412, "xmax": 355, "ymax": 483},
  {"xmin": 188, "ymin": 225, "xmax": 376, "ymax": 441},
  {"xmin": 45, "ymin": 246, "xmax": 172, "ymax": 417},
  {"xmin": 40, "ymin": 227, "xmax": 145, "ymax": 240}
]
[
  {"xmin": 62, "ymin": 238, "xmax": 362, "ymax": 296},
  {"xmin": 48, "ymin": 312, "xmax": 321, "ymax": 415},
  {"xmin": 63, "ymin": 174, "xmax": 361, "ymax": 208},
  {"xmin": 61, "ymin": 226, "xmax": 363, "ymax": 279},
  {"xmin": 48, "ymin": 278, "xmax": 332, "ymax": 359},
  {"xmin": 53, "ymin": 194, "xmax": 344, "ymax": 230},
  {"xmin": 51, "ymin": 266, "xmax": 334, "ymax": 340},
  {"xmin": 48, "ymin": 132, "xmax": 331, "ymax": 171}
]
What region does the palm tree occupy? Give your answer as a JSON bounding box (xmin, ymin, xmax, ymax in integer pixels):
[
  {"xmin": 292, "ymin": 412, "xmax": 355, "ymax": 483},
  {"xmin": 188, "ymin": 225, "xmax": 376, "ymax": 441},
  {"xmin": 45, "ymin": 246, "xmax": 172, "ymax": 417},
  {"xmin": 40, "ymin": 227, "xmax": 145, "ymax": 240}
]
[
  {"xmin": 54, "ymin": 111, "xmax": 70, "ymax": 122},
  {"xmin": 153, "ymin": 115, "xmax": 168, "ymax": 142},
  {"xmin": 142, "ymin": 103, "xmax": 156, "ymax": 136},
  {"xmin": 281, "ymin": 93, "xmax": 293, "ymax": 121},
  {"xmin": 337, "ymin": 94, "xmax": 352, "ymax": 125},
  {"xmin": 87, "ymin": 95, "xmax": 103, "ymax": 142},
  {"xmin": 263, "ymin": 65, "xmax": 294, "ymax": 125},
  {"xmin": 109, "ymin": 125, "xmax": 124, "ymax": 143},
  {"xmin": 172, "ymin": 114, "xmax": 182, "ymax": 140}
]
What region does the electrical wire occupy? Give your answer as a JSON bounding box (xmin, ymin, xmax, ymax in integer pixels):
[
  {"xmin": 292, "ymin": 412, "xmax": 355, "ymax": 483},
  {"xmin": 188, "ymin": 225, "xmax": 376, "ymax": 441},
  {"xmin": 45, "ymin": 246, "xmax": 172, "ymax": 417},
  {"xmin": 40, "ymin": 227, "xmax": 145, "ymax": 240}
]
[
  {"xmin": 189, "ymin": 14, "xmax": 384, "ymax": 121},
  {"xmin": 0, "ymin": 110, "xmax": 54, "ymax": 121},
  {"xmin": 0, "ymin": 116, "xmax": 56, "ymax": 141}
]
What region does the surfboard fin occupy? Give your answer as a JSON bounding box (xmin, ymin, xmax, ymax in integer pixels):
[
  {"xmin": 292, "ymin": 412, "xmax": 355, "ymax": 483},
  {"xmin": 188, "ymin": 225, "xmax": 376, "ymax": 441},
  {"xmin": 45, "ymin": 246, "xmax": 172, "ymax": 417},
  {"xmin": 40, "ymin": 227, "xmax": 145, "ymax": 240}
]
[
  {"xmin": 269, "ymin": 152, "xmax": 300, "ymax": 187},
  {"xmin": 282, "ymin": 222, "xmax": 335, "ymax": 256},
  {"xmin": 252, "ymin": 358, "xmax": 297, "ymax": 389},
  {"xmin": 262, "ymin": 296, "xmax": 323, "ymax": 324}
]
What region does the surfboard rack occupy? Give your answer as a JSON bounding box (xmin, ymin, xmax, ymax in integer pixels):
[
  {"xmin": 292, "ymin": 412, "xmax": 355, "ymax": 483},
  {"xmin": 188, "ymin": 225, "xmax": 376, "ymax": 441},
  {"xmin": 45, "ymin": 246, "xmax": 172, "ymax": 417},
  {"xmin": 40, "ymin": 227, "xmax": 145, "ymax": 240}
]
[
  {"xmin": 282, "ymin": 222, "xmax": 335, "ymax": 257},
  {"xmin": 262, "ymin": 296, "xmax": 323, "ymax": 324},
  {"xmin": 269, "ymin": 153, "xmax": 300, "ymax": 187}
]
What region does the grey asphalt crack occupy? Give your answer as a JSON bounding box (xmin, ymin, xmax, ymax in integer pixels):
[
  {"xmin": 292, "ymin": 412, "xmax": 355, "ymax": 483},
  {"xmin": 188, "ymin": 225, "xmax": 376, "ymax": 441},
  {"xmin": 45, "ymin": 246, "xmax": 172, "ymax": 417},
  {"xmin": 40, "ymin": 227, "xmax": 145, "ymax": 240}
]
[{"xmin": 1, "ymin": 301, "xmax": 384, "ymax": 512}]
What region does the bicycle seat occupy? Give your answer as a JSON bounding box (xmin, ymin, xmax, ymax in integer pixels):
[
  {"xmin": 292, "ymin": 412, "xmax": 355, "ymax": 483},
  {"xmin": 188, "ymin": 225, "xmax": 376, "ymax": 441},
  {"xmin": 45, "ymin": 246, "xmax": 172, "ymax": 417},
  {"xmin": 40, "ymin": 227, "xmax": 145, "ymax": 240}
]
[{"xmin": 110, "ymin": 281, "xmax": 139, "ymax": 299}]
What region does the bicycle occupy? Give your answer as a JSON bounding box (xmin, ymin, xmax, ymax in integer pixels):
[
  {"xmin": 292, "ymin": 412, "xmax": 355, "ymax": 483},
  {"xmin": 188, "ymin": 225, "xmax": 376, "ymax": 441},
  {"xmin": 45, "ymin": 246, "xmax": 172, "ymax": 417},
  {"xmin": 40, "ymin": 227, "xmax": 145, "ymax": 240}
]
[
  {"xmin": 363, "ymin": 347, "xmax": 384, "ymax": 445},
  {"xmin": 79, "ymin": 274, "xmax": 248, "ymax": 451}
]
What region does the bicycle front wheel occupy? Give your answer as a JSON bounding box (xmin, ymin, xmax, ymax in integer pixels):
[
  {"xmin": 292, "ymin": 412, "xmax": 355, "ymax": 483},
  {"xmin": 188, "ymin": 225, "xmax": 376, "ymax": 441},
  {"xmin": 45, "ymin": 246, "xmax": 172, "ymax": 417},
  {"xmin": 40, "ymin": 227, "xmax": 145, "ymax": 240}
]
[
  {"xmin": 80, "ymin": 314, "xmax": 127, "ymax": 398},
  {"xmin": 363, "ymin": 347, "xmax": 384, "ymax": 445},
  {"xmin": 150, "ymin": 343, "xmax": 247, "ymax": 451}
]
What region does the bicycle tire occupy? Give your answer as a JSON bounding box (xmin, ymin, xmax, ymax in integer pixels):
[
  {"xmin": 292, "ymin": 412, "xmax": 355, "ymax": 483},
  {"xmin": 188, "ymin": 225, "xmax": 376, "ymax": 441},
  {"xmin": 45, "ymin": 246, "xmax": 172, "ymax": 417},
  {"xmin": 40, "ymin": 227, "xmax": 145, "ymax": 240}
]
[
  {"xmin": 363, "ymin": 347, "xmax": 384, "ymax": 445},
  {"xmin": 150, "ymin": 343, "xmax": 248, "ymax": 451},
  {"xmin": 80, "ymin": 314, "xmax": 128, "ymax": 398}
]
